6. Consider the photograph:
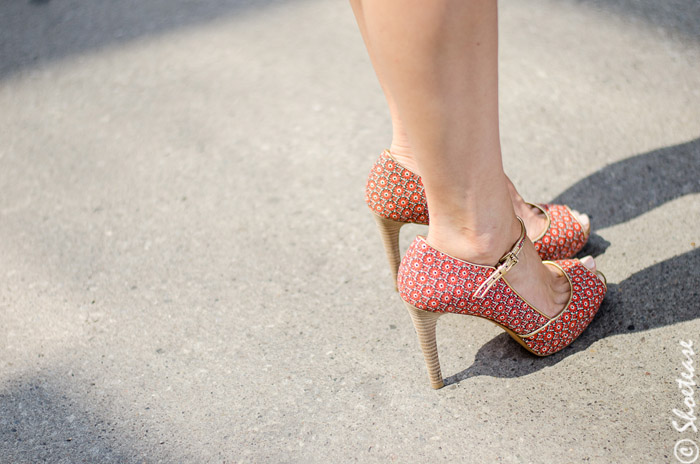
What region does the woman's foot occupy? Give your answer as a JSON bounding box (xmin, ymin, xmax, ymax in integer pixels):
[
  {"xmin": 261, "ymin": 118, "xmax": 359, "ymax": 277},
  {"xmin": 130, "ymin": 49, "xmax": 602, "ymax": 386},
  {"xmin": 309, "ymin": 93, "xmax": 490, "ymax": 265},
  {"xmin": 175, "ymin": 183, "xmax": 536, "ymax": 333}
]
[
  {"xmin": 426, "ymin": 215, "xmax": 600, "ymax": 319},
  {"xmin": 389, "ymin": 146, "xmax": 590, "ymax": 245},
  {"xmin": 508, "ymin": 179, "xmax": 590, "ymax": 242},
  {"xmin": 504, "ymin": 239, "xmax": 598, "ymax": 318}
]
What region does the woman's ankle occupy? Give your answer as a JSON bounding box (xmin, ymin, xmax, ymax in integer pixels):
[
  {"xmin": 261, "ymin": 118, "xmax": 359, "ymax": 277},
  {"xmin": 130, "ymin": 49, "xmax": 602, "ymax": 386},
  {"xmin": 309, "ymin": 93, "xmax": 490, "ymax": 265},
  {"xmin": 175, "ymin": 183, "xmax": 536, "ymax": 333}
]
[
  {"xmin": 426, "ymin": 213, "xmax": 523, "ymax": 265},
  {"xmin": 388, "ymin": 143, "xmax": 421, "ymax": 176}
]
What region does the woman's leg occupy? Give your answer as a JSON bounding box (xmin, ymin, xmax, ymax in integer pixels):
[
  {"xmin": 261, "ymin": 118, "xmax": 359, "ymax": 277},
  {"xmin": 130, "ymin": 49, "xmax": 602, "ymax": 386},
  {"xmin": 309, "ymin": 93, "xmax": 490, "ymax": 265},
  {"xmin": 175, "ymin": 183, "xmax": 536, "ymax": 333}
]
[
  {"xmin": 348, "ymin": 0, "xmax": 416, "ymax": 173},
  {"xmin": 352, "ymin": 0, "xmax": 596, "ymax": 317},
  {"xmin": 349, "ymin": 0, "xmax": 588, "ymax": 244}
]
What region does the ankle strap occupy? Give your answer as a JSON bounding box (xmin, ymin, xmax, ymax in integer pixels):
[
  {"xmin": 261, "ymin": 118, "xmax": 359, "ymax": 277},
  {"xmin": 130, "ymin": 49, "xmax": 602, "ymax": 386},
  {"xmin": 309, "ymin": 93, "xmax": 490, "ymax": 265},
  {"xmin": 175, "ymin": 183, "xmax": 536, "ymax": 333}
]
[{"xmin": 474, "ymin": 217, "xmax": 527, "ymax": 299}]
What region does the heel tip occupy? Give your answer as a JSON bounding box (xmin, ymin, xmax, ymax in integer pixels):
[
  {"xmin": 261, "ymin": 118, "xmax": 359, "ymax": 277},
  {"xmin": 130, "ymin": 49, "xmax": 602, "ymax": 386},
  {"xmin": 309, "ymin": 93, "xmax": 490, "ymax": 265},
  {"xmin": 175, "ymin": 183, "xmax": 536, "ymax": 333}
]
[{"xmin": 431, "ymin": 381, "xmax": 444, "ymax": 389}]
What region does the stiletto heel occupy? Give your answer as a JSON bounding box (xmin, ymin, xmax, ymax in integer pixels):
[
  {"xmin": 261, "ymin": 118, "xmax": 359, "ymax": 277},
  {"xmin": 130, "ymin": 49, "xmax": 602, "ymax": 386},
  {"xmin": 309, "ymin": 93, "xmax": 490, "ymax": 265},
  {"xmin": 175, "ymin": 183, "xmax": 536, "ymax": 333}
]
[
  {"xmin": 405, "ymin": 303, "xmax": 444, "ymax": 389},
  {"xmin": 372, "ymin": 213, "xmax": 405, "ymax": 285}
]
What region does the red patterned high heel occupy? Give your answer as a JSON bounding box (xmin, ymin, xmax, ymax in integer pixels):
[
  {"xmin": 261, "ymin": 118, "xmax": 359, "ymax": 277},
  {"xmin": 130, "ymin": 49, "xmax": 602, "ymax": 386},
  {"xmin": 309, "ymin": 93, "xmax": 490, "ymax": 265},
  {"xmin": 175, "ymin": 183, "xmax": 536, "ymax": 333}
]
[
  {"xmin": 397, "ymin": 218, "xmax": 606, "ymax": 389},
  {"xmin": 366, "ymin": 150, "xmax": 589, "ymax": 283}
]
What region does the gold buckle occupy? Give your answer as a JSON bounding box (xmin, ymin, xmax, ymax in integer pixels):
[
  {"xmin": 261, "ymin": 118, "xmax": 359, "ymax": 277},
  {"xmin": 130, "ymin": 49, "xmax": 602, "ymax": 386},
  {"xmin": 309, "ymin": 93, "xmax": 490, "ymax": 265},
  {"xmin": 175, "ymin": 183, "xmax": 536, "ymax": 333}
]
[{"xmin": 473, "ymin": 217, "xmax": 526, "ymax": 299}]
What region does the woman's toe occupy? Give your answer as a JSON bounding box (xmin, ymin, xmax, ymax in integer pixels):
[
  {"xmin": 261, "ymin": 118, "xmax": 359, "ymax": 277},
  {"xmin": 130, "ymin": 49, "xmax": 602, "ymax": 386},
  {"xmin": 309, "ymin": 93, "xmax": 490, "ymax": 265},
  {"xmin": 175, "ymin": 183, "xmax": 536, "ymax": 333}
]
[
  {"xmin": 580, "ymin": 255, "xmax": 606, "ymax": 285},
  {"xmin": 571, "ymin": 209, "xmax": 590, "ymax": 234},
  {"xmin": 580, "ymin": 255, "xmax": 596, "ymax": 272}
]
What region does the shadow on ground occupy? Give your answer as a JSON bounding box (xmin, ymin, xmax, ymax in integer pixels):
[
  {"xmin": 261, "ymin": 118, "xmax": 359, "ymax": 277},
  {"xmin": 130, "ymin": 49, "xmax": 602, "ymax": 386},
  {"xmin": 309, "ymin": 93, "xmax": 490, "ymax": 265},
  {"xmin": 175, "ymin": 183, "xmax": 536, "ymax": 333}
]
[
  {"xmin": 554, "ymin": 137, "xmax": 700, "ymax": 230},
  {"xmin": 0, "ymin": 375, "xmax": 161, "ymax": 463},
  {"xmin": 572, "ymin": 0, "xmax": 700, "ymax": 41},
  {"xmin": 0, "ymin": 0, "xmax": 299, "ymax": 79}
]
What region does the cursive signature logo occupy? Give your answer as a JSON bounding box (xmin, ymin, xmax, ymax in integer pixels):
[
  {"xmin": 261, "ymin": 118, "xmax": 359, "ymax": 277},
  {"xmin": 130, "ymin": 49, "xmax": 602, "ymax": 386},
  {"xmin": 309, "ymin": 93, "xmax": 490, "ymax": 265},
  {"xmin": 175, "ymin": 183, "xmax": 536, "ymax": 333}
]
[{"xmin": 673, "ymin": 340, "xmax": 699, "ymax": 463}]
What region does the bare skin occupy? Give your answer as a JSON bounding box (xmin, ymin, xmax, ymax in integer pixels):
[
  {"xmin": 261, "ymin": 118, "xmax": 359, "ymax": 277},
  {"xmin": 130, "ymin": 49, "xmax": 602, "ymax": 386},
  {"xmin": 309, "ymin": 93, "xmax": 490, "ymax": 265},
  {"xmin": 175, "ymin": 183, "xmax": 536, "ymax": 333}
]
[
  {"xmin": 350, "ymin": 0, "xmax": 601, "ymax": 318},
  {"xmin": 387, "ymin": 115, "xmax": 589, "ymax": 245}
]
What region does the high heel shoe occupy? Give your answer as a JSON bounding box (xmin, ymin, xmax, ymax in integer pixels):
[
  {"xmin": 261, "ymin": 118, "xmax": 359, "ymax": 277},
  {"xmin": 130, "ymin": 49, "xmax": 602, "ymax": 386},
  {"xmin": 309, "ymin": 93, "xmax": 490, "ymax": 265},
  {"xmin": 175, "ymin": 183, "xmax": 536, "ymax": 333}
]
[
  {"xmin": 397, "ymin": 217, "xmax": 606, "ymax": 389},
  {"xmin": 366, "ymin": 150, "xmax": 589, "ymax": 283}
]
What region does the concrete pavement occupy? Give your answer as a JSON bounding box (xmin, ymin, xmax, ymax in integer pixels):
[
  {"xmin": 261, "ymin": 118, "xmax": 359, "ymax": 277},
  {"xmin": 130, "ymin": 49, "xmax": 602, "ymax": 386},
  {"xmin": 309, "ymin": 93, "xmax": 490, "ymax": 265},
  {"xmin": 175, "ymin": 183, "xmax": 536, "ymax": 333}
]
[{"xmin": 1, "ymin": 0, "xmax": 699, "ymax": 462}]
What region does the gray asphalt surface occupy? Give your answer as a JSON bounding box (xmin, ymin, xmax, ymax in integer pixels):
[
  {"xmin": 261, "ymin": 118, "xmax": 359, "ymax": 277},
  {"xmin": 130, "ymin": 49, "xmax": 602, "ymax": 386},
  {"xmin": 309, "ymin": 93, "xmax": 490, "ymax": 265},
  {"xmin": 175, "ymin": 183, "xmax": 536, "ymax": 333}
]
[{"xmin": 1, "ymin": 0, "xmax": 699, "ymax": 462}]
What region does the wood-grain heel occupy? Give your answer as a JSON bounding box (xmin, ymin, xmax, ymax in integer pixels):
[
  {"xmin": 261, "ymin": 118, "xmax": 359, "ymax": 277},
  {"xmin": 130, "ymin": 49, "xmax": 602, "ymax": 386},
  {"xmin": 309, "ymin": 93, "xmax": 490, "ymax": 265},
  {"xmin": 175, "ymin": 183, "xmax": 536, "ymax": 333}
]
[
  {"xmin": 405, "ymin": 303, "xmax": 444, "ymax": 389},
  {"xmin": 372, "ymin": 213, "xmax": 405, "ymax": 287}
]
